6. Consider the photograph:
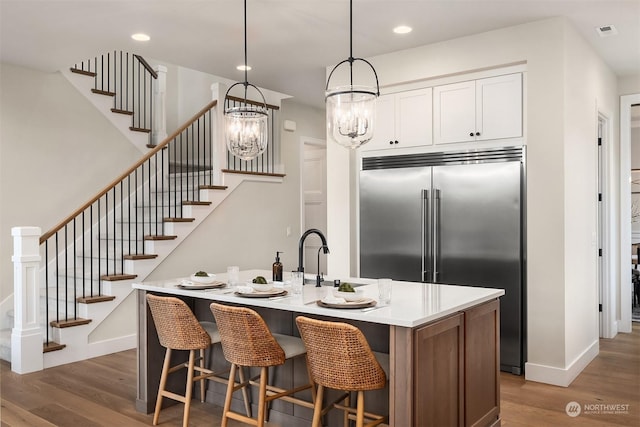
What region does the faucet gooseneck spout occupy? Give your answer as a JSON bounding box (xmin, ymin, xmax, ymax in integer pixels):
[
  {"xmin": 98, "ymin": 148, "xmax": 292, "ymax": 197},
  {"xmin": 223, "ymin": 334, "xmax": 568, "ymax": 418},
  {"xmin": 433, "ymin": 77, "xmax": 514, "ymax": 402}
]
[{"xmin": 297, "ymin": 228, "xmax": 330, "ymax": 274}]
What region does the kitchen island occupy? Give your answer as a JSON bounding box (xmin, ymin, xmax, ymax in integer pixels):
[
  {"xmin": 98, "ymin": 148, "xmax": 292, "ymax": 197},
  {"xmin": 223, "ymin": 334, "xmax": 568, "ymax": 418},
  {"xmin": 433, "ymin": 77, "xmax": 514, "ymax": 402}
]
[{"xmin": 133, "ymin": 270, "xmax": 504, "ymax": 426}]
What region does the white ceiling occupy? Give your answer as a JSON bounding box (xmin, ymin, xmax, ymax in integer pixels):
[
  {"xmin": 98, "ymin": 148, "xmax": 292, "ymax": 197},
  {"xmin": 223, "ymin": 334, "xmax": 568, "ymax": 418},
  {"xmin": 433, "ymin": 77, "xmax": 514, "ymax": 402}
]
[{"xmin": 1, "ymin": 0, "xmax": 638, "ymax": 108}]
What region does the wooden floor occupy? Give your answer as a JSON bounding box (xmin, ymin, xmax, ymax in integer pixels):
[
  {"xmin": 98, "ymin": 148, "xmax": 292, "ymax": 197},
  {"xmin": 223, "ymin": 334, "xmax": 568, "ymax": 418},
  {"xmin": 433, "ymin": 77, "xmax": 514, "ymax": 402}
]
[{"xmin": 2, "ymin": 324, "xmax": 638, "ymax": 426}]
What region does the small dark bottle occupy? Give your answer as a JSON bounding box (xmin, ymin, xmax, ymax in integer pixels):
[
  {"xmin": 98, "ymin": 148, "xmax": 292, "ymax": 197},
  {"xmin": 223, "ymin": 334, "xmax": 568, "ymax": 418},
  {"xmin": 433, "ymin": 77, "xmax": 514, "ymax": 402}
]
[{"xmin": 272, "ymin": 251, "xmax": 283, "ymax": 282}]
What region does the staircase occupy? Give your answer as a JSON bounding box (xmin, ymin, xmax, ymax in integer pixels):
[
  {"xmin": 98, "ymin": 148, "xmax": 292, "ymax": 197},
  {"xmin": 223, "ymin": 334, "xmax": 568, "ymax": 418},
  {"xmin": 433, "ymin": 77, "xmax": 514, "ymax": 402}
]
[{"xmin": 5, "ymin": 52, "xmax": 284, "ymax": 373}]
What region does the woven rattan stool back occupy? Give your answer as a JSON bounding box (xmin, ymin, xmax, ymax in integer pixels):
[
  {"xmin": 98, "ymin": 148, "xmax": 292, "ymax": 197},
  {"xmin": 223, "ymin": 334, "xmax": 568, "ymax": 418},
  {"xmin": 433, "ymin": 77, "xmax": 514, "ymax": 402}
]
[
  {"xmin": 211, "ymin": 303, "xmax": 285, "ymax": 367},
  {"xmin": 296, "ymin": 316, "xmax": 386, "ymax": 391},
  {"xmin": 147, "ymin": 294, "xmax": 211, "ymax": 351}
]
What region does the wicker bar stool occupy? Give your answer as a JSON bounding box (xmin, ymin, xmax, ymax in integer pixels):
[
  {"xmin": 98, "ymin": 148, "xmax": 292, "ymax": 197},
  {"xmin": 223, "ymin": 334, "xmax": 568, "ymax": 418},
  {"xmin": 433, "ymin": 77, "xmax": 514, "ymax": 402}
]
[
  {"xmin": 295, "ymin": 316, "xmax": 388, "ymax": 427},
  {"xmin": 146, "ymin": 294, "xmax": 250, "ymax": 427},
  {"xmin": 210, "ymin": 303, "xmax": 315, "ymax": 427}
]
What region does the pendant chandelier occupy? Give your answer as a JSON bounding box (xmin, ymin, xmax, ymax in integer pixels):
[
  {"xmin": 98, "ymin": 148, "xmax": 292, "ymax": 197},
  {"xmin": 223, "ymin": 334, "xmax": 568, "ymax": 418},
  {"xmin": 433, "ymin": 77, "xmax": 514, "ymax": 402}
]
[
  {"xmin": 325, "ymin": 0, "xmax": 380, "ymax": 149},
  {"xmin": 224, "ymin": 0, "xmax": 268, "ymax": 160}
]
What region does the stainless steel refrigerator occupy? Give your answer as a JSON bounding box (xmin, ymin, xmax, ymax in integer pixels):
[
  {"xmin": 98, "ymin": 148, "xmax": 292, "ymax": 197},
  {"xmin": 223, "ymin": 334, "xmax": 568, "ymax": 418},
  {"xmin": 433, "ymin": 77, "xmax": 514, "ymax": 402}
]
[{"xmin": 359, "ymin": 147, "xmax": 525, "ymax": 374}]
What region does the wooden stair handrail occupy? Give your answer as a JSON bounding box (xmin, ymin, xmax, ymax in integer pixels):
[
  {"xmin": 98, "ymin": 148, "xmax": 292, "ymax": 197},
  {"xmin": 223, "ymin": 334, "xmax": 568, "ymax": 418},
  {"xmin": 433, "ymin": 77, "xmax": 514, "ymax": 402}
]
[
  {"xmin": 133, "ymin": 54, "xmax": 158, "ymax": 79},
  {"xmin": 40, "ymin": 100, "xmax": 217, "ymax": 244}
]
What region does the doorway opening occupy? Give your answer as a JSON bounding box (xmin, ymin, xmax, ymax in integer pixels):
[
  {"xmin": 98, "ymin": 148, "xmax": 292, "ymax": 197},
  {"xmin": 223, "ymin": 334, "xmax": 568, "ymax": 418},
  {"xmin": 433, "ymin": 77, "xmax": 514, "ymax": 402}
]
[{"xmin": 620, "ymin": 94, "xmax": 640, "ymax": 333}]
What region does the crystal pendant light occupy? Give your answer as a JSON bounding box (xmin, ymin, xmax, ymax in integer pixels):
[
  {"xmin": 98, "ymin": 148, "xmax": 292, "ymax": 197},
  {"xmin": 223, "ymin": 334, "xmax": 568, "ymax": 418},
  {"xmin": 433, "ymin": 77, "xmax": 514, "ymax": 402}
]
[
  {"xmin": 224, "ymin": 0, "xmax": 268, "ymax": 160},
  {"xmin": 325, "ymin": 0, "xmax": 380, "ymax": 149}
]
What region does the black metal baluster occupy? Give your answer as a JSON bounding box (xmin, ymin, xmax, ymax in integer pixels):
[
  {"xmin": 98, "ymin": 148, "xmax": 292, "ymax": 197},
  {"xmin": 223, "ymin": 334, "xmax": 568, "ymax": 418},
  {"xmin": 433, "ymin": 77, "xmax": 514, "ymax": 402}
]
[
  {"xmin": 82, "ymin": 211, "xmax": 86, "ymax": 299},
  {"xmin": 112, "ymin": 187, "xmax": 116, "ymax": 275},
  {"xmin": 90, "ymin": 205, "xmax": 93, "ymax": 296},
  {"xmin": 105, "ymin": 193, "xmax": 109, "ymax": 278},
  {"xmin": 45, "ymin": 241, "xmax": 49, "ymax": 344},
  {"xmin": 141, "ymin": 163, "xmax": 146, "ymax": 239},
  {"xmin": 120, "ymin": 181, "xmax": 124, "ymax": 273},
  {"xmin": 55, "ymin": 232, "xmax": 59, "ymax": 325},
  {"xmin": 128, "ymin": 175, "xmax": 132, "ymax": 256},
  {"xmin": 154, "ymin": 154, "xmax": 159, "ymax": 236},
  {"xmin": 73, "ymin": 218, "xmax": 77, "ymax": 319},
  {"xmin": 176, "ymin": 132, "xmax": 184, "ymax": 218},
  {"xmin": 161, "ymin": 149, "xmax": 165, "ymax": 235},
  {"xmin": 97, "ymin": 198, "xmax": 101, "ymax": 296},
  {"xmin": 147, "ymin": 159, "xmax": 152, "ymax": 236},
  {"xmin": 126, "ymin": 53, "xmax": 129, "ymax": 112},
  {"xmin": 64, "ymin": 224, "xmax": 68, "ymax": 321}
]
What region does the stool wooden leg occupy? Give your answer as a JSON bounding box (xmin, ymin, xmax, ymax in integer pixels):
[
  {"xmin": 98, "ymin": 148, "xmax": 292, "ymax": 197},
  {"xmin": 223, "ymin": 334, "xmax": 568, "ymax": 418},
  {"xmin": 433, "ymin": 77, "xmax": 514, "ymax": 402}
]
[
  {"xmin": 199, "ymin": 348, "xmax": 206, "ymax": 403},
  {"xmin": 183, "ymin": 349, "xmax": 196, "ymax": 427},
  {"xmin": 153, "ymin": 348, "xmax": 172, "ymax": 426},
  {"xmin": 221, "ymin": 363, "xmax": 237, "ymax": 427},
  {"xmin": 343, "ymin": 392, "xmax": 351, "ymax": 427},
  {"xmin": 356, "ymin": 390, "xmax": 365, "ymax": 427},
  {"xmin": 238, "ymin": 365, "xmax": 252, "ymax": 417},
  {"xmin": 311, "ymin": 384, "xmax": 324, "ymax": 427},
  {"xmin": 257, "ymin": 367, "xmax": 269, "ymax": 427}
]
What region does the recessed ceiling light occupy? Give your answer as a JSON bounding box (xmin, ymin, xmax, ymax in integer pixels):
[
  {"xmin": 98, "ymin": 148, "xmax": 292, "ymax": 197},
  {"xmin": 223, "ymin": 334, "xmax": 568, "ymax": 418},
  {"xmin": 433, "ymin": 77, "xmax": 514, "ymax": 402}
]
[
  {"xmin": 131, "ymin": 33, "xmax": 150, "ymax": 42},
  {"xmin": 236, "ymin": 64, "xmax": 252, "ymax": 71},
  {"xmin": 393, "ymin": 25, "xmax": 412, "ymax": 34}
]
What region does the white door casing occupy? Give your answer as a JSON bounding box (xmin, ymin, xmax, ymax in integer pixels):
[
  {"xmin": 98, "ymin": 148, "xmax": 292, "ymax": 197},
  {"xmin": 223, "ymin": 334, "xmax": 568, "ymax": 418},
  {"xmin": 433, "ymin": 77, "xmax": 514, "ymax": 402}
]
[{"xmin": 301, "ymin": 137, "xmax": 327, "ymax": 275}]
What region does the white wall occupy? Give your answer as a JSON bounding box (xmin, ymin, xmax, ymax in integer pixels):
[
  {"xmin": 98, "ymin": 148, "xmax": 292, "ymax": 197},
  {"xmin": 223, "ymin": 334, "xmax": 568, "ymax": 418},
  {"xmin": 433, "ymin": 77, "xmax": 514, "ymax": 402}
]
[
  {"xmin": 0, "ymin": 63, "xmax": 141, "ymax": 301},
  {"xmin": 562, "ymin": 23, "xmax": 617, "ymax": 375},
  {"xmin": 326, "ymin": 17, "xmax": 618, "ymax": 385},
  {"xmin": 144, "ymin": 98, "xmax": 325, "ymax": 280}
]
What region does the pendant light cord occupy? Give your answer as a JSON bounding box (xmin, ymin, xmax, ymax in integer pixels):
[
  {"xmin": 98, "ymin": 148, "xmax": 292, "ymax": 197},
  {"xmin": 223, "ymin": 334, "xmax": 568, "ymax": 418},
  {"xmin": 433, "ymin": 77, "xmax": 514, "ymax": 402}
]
[
  {"xmin": 349, "ymin": 0, "xmax": 353, "ymax": 86},
  {"xmin": 243, "ymin": 0, "xmax": 249, "ymax": 100}
]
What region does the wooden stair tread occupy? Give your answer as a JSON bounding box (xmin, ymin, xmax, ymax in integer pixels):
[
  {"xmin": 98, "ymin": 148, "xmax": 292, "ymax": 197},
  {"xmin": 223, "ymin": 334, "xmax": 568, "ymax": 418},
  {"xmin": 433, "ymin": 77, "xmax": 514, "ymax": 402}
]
[
  {"xmin": 222, "ymin": 169, "xmax": 286, "ymax": 178},
  {"xmin": 182, "ymin": 201, "xmax": 211, "ymax": 206},
  {"xmin": 111, "ymin": 108, "xmax": 134, "ymax": 115},
  {"xmin": 50, "ymin": 318, "xmax": 91, "ymax": 328},
  {"xmin": 43, "ymin": 342, "xmax": 66, "ymax": 353},
  {"xmin": 144, "ymin": 235, "xmax": 178, "ymax": 241},
  {"xmin": 200, "ymin": 185, "xmax": 228, "ymax": 190},
  {"xmin": 129, "ymin": 126, "xmax": 151, "ymax": 133},
  {"xmin": 76, "ymin": 295, "xmax": 116, "ymax": 304},
  {"xmin": 70, "ymin": 68, "xmax": 96, "ymax": 77},
  {"xmin": 123, "ymin": 254, "xmax": 158, "ymax": 260},
  {"xmin": 163, "ymin": 217, "xmax": 195, "ymax": 222},
  {"xmin": 91, "ymin": 88, "xmax": 116, "ymax": 97},
  {"xmin": 100, "ymin": 274, "xmax": 137, "ymax": 281}
]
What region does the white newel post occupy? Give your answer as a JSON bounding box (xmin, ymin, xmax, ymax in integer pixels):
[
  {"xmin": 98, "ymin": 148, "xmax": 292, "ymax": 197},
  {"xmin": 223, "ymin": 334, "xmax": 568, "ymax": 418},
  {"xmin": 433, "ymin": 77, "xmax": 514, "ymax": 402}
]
[
  {"xmin": 153, "ymin": 65, "xmax": 168, "ymax": 146},
  {"xmin": 11, "ymin": 226, "xmax": 43, "ymax": 373}
]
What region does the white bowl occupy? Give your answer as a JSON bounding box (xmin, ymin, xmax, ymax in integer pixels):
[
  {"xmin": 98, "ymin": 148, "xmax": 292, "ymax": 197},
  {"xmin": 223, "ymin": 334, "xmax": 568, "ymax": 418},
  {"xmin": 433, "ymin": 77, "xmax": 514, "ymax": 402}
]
[
  {"xmin": 333, "ymin": 289, "xmax": 365, "ymax": 302},
  {"xmin": 250, "ymin": 282, "xmax": 274, "ymax": 292},
  {"xmin": 190, "ymin": 273, "xmax": 216, "ymax": 284}
]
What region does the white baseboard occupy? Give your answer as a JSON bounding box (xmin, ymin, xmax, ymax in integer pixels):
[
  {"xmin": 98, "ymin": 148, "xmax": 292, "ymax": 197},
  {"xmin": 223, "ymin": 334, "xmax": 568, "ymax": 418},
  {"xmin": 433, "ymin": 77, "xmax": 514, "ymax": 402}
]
[
  {"xmin": 87, "ymin": 334, "xmax": 136, "ymax": 359},
  {"xmin": 525, "ymin": 339, "xmax": 599, "ymax": 387}
]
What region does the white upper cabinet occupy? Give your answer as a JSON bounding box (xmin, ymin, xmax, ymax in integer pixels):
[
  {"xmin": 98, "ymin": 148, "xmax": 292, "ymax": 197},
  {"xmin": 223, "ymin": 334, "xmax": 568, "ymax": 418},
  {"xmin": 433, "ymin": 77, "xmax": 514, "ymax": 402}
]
[
  {"xmin": 362, "ymin": 88, "xmax": 433, "ymax": 151},
  {"xmin": 434, "ymin": 73, "xmax": 522, "ymax": 145}
]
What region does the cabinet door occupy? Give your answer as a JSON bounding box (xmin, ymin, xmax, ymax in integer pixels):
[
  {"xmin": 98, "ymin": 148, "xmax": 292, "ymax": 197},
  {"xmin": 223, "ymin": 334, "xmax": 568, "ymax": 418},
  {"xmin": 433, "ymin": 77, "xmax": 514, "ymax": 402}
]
[
  {"xmin": 433, "ymin": 81, "xmax": 476, "ymax": 144},
  {"xmin": 465, "ymin": 299, "xmax": 500, "ymax": 427},
  {"xmin": 413, "ymin": 313, "xmax": 464, "ymax": 427},
  {"xmin": 362, "ymin": 93, "xmax": 396, "ymax": 151},
  {"xmin": 476, "ymin": 73, "xmax": 522, "ymax": 141},
  {"xmin": 397, "ymin": 88, "xmax": 433, "ymax": 147}
]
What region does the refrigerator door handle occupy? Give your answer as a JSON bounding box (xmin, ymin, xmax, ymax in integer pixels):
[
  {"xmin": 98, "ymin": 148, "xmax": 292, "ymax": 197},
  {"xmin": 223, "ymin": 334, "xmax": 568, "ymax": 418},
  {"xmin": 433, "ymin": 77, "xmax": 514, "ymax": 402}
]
[
  {"xmin": 421, "ymin": 189, "xmax": 430, "ymax": 282},
  {"xmin": 433, "ymin": 189, "xmax": 441, "ymax": 283}
]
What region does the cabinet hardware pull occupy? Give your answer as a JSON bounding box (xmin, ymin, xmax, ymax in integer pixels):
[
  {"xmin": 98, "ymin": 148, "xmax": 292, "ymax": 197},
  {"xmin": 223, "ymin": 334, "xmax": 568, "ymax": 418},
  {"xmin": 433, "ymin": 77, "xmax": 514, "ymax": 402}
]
[{"xmin": 469, "ymin": 132, "xmax": 474, "ymax": 137}]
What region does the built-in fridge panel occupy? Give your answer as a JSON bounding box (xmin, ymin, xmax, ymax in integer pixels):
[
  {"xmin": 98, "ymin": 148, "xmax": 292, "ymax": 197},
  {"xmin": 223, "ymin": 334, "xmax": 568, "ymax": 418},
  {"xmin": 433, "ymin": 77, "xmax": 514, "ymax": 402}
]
[
  {"xmin": 360, "ymin": 167, "xmax": 431, "ymax": 282},
  {"xmin": 432, "ymin": 161, "xmax": 522, "ymax": 372},
  {"xmin": 359, "ymin": 147, "xmax": 525, "ymax": 374}
]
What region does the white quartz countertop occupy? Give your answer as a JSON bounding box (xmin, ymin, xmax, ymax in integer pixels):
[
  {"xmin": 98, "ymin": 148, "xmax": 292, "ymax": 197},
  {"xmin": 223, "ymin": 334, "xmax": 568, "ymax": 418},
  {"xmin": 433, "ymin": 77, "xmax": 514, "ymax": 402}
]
[{"xmin": 133, "ymin": 269, "xmax": 504, "ymax": 328}]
